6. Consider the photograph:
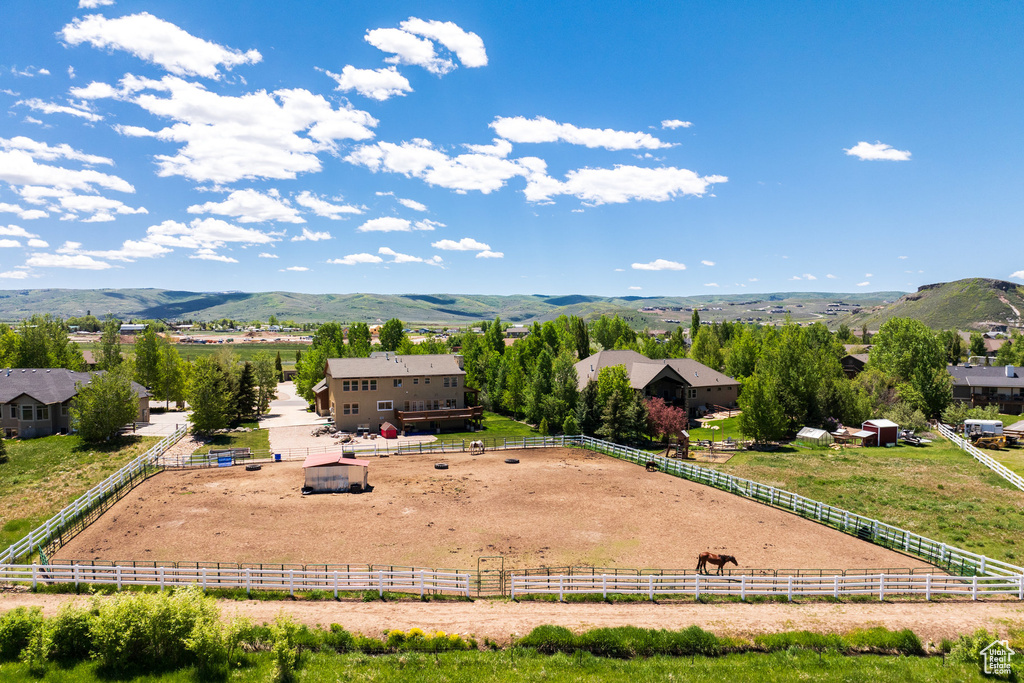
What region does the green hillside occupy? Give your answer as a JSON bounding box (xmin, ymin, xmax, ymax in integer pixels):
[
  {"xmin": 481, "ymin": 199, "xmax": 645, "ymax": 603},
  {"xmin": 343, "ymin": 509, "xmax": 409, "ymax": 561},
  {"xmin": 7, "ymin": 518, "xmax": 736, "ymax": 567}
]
[{"xmin": 841, "ymin": 278, "xmax": 1024, "ymax": 331}]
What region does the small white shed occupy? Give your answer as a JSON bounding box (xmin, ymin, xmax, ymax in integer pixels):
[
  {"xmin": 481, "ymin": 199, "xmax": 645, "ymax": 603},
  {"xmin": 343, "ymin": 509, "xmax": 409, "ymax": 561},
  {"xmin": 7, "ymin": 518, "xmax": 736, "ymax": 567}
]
[{"xmin": 302, "ymin": 453, "xmax": 369, "ymax": 493}]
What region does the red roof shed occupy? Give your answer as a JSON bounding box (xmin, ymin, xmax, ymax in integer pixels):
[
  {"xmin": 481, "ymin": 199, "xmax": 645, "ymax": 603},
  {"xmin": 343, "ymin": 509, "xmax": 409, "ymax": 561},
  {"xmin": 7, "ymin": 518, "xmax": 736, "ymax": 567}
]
[
  {"xmin": 861, "ymin": 419, "xmax": 899, "ymax": 447},
  {"xmin": 380, "ymin": 421, "xmax": 398, "ymax": 439}
]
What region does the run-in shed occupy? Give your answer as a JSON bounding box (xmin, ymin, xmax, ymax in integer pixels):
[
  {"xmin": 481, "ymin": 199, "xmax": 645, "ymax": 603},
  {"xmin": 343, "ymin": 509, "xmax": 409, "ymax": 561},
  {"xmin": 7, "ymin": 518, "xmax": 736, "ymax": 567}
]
[
  {"xmin": 302, "ymin": 453, "xmax": 369, "ymax": 493},
  {"xmin": 862, "ymin": 419, "xmax": 899, "ymax": 447},
  {"xmin": 796, "ymin": 427, "xmax": 834, "ymax": 447}
]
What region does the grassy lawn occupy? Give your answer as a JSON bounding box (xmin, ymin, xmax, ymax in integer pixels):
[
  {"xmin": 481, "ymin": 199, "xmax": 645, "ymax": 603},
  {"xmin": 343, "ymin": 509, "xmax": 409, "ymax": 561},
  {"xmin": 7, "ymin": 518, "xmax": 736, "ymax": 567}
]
[
  {"xmin": 443, "ymin": 411, "xmax": 538, "ymax": 441},
  {"xmin": 706, "ymin": 437, "xmax": 1024, "ymax": 564},
  {"xmin": 0, "ymin": 434, "xmax": 159, "ymax": 550},
  {"xmin": 79, "ymin": 341, "xmax": 307, "ymax": 368},
  {"xmin": 0, "ymin": 649, "xmax": 999, "ymax": 682},
  {"xmin": 691, "ymin": 415, "xmax": 744, "ymax": 442},
  {"xmin": 191, "ymin": 423, "xmax": 270, "ymax": 455}
]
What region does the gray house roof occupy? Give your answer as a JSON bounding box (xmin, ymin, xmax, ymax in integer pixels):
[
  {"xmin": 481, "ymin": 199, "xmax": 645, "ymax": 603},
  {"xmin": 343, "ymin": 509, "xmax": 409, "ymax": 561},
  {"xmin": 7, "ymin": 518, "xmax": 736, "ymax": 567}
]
[
  {"xmin": 326, "ymin": 354, "xmax": 465, "ymax": 379},
  {"xmin": 0, "ymin": 368, "xmax": 151, "ymax": 405},
  {"xmin": 947, "ymin": 364, "xmax": 1024, "ymax": 389},
  {"xmin": 573, "ymin": 350, "xmax": 739, "ymax": 391}
]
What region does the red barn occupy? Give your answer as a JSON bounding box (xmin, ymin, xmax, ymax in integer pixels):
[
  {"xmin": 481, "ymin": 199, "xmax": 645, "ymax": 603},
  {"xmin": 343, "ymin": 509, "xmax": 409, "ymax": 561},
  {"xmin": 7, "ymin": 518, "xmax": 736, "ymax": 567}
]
[{"xmin": 861, "ymin": 419, "xmax": 899, "ymax": 447}]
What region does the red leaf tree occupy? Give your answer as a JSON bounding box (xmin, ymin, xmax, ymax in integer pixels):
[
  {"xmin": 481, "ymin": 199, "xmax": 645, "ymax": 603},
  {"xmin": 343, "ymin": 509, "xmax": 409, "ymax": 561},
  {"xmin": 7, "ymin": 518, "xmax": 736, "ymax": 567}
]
[{"xmin": 646, "ymin": 397, "xmax": 688, "ymax": 444}]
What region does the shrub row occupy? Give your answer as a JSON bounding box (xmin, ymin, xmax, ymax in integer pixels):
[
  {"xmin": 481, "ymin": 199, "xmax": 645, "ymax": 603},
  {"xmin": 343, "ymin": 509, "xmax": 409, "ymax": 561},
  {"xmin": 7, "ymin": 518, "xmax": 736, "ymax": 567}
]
[{"xmin": 517, "ymin": 624, "xmax": 925, "ymax": 658}]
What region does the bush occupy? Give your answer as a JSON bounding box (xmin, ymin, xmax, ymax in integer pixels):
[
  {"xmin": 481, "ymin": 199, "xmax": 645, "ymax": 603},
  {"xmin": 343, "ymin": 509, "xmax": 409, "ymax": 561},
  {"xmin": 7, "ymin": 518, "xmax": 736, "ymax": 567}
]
[
  {"xmin": 519, "ymin": 624, "xmax": 720, "ymax": 658},
  {"xmin": 846, "ymin": 627, "xmax": 924, "ymax": 655},
  {"xmin": 518, "ymin": 625, "xmax": 577, "ymax": 654},
  {"xmin": 48, "ymin": 603, "xmax": 92, "ymax": 662},
  {"xmin": 323, "ymin": 624, "xmax": 354, "ymax": 653},
  {"xmin": 669, "ymin": 625, "xmax": 721, "ymax": 656},
  {"xmin": 0, "ymin": 606, "xmax": 42, "ymax": 661},
  {"xmin": 755, "ymin": 630, "xmax": 844, "ymax": 653},
  {"xmin": 947, "ymin": 628, "xmax": 998, "ymax": 665}
]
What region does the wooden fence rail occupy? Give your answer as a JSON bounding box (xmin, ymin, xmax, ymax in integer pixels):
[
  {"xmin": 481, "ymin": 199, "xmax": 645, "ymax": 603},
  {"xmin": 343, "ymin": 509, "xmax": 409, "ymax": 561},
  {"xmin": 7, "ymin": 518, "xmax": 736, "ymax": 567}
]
[
  {"xmin": 510, "ymin": 572, "xmax": 1024, "ymax": 602},
  {"xmin": 0, "ymin": 564, "xmax": 471, "ymax": 598},
  {"xmin": 934, "ymin": 422, "xmax": 1024, "ymax": 492}
]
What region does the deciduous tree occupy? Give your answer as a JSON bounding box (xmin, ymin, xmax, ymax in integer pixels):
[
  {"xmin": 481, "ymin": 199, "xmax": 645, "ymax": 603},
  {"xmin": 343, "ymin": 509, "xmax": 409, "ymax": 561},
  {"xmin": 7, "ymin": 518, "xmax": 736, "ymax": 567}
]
[
  {"xmin": 379, "ymin": 318, "xmax": 405, "ymax": 352},
  {"xmin": 70, "ymin": 367, "xmax": 139, "ymax": 442}
]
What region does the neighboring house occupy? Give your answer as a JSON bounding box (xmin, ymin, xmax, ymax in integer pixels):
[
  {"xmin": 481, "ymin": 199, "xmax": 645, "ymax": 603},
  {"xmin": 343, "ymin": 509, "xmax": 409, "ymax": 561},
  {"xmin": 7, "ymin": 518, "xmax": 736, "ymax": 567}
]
[
  {"xmin": 119, "ymin": 324, "xmax": 147, "ymax": 334},
  {"xmin": 574, "ymin": 349, "xmax": 740, "ymax": 419},
  {"xmin": 318, "ymin": 353, "xmax": 482, "ymax": 434},
  {"xmin": 841, "ymin": 353, "xmax": 870, "ymax": 378},
  {"xmin": 81, "ymin": 350, "xmax": 98, "ymax": 369},
  {"xmin": 0, "ymin": 368, "xmax": 151, "ymax": 438},
  {"xmin": 948, "ymin": 364, "xmax": 1024, "ymax": 415}
]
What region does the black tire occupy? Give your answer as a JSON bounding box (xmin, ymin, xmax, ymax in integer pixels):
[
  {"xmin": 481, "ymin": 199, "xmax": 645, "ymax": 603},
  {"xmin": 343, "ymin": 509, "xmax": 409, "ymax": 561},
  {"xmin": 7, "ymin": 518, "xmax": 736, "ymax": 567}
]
[
  {"xmin": 504, "ymin": 458, "xmax": 519, "ymax": 464},
  {"xmin": 301, "ymin": 486, "xmax": 314, "ymax": 496},
  {"xmin": 434, "ymin": 463, "xmax": 449, "ymax": 470},
  {"xmin": 245, "ymin": 464, "xmax": 262, "ymax": 472}
]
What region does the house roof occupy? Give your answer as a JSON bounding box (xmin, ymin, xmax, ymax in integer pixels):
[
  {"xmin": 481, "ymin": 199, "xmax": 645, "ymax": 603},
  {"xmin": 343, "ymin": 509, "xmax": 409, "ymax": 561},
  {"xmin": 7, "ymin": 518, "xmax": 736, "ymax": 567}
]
[
  {"xmin": 842, "ymin": 353, "xmax": 870, "ymax": 365},
  {"xmin": 326, "ymin": 354, "xmax": 465, "ymax": 379},
  {"xmin": 947, "ymin": 364, "xmax": 1024, "ymax": 389},
  {"xmin": 302, "ymin": 453, "xmax": 371, "ymax": 468},
  {"xmin": 312, "ymin": 378, "xmax": 328, "ymax": 394},
  {"xmin": 0, "ymin": 368, "xmax": 150, "ymax": 405},
  {"xmin": 380, "ymin": 421, "xmax": 396, "ymax": 431},
  {"xmin": 572, "ymin": 350, "xmax": 739, "ymax": 392},
  {"xmin": 864, "ymin": 419, "xmax": 899, "ymax": 428}
]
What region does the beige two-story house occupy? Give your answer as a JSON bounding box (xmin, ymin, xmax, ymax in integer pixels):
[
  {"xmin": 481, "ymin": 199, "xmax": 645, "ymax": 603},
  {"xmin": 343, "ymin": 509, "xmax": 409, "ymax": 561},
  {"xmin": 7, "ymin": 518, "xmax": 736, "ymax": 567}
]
[{"xmin": 314, "ymin": 353, "xmax": 482, "ymax": 435}]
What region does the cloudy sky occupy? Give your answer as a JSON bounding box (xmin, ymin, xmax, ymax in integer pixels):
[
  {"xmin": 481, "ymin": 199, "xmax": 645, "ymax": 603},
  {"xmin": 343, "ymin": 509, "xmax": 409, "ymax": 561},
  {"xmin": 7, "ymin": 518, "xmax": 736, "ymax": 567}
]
[{"xmin": 1, "ymin": 1, "xmax": 1022, "ymax": 295}]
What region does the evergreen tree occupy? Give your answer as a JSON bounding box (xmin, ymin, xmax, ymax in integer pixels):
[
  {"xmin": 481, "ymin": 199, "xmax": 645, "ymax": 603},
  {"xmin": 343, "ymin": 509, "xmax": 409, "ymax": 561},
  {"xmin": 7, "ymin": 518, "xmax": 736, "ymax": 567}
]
[
  {"xmin": 568, "ymin": 315, "xmax": 590, "ymax": 359},
  {"xmin": 234, "ymin": 362, "xmax": 258, "ymax": 420},
  {"xmin": 562, "ymin": 414, "xmax": 580, "ymax": 436},
  {"xmin": 188, "ymin": 357, "xmax": 231, "ymax": 434},
  {"xmin": 575, "ymin": 380, "xmax": 601, "ymax": 436},
  {"xmin": 274, "ymin": 351, "xmax": 283, "ymax": 381},
  {"xmin": 691, "ymin": 309, "xmax": 701, "ymax": 335},
  {"xmin": 596, "ymin": 390, "xmax": 628, "ymax": 443}
]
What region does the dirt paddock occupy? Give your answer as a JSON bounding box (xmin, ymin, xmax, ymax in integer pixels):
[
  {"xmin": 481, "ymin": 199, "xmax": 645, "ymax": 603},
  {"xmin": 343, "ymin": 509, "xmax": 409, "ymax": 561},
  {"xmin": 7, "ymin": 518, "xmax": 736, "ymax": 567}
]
[{"xmin": 59, "ymin": 447, "xmax": 933, "ymax": 571}]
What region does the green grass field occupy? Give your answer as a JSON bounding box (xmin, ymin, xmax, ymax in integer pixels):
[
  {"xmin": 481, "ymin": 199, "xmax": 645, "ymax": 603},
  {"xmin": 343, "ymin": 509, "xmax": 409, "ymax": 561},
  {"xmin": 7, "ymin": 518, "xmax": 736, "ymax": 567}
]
[
  {"xmin": 443, "ymin": 412, "xmax": 539, "ymax": 440},
  {"xmin": 707, "ymin": 437, "xmax": 1024, "ymax": 563},
  {"xmin": 0, "ymin": 434, "xmax": 159, "ymax": 550},
  {"xmin": 190, "ymin": 423, "xmax": 270, "ymax": 456},
  {"xmin": 78, "ymin": 341, "xmax": 308, "ymax": 367},
  {"xmin": 0, "ymin": 648, "xmax": 1002, "ymax": 683}
]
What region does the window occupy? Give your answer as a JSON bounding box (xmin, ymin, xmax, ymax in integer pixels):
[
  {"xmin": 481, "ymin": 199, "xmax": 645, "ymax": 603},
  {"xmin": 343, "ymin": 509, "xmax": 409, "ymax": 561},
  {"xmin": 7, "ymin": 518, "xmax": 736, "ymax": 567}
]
[
  {"xmin": 9, "ymin": 405, "xmax": 15, "ymax": 418},
  {"xmin": 342, "ymin": 380, "xmax": 351, "ymax": 392},
  {"xmin": 61, "ymin": 402, "xmax": 69, "ymax": 416},
  {"xmin": 443, "ymin": 377, "xmax": 450, "ymax": 388},
  {"xmin": 36, "ymin": 405, "xmax": 48, "ymax": 421},
  {"xmin": 706, "ymin": 388, "xmax": 712, "ymax": 392},
  {"xmin": 451, "ymin": 376, "xmax": 458, "ymax": 387},
  {"xmin": 446, "ymin": 399, "xmax": 456, "ymax": 408},
  {"xmin": 424, "ymin": 378, "xmax": 430, "ymax": 384},
  {"xmin": 393, "ymin": 379, "xmax": 402, "ymax": 388},
  {"xmin": 686, "ymin": 388, "xmax": 698, "ymax": 400},
  {"xmin": 404, "ymin": 401, "xmax": 410, "ymax": 411},
  {"xmin": 343, "ymin": 403, "xmax": 359, "ymax": 415},
  {"xmin": 369, "ymin": 380, "xmax": 377, "ymax": 391},
  {"xmin": 432, "ymin": 400, "xmax": 440, "ymax": 410},
  {"xmin": 413, "ymin": 378, "xmax": 418, "ymax": 384},
  {"xmin": 361, "ymin": 380, "xmax": 369, "ymax": 391},
  {"xmin": 377, "ymin": 400, "xmax": 393, "ymax": 411},
  {"xmin": 21, "ymin": 405, "xmax": 33, "ymax": 421}
]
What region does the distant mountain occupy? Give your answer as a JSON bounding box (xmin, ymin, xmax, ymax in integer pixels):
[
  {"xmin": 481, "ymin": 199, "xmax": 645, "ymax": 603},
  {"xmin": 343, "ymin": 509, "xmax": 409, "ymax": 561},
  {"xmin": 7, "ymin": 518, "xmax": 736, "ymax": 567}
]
[
  {"xmin": 0, "ymin": 287, "xmax": 907, "ymax": 327},
  {"xmin": 840, "ymin": 278, "xmax": 1024, "ymax": 331}
]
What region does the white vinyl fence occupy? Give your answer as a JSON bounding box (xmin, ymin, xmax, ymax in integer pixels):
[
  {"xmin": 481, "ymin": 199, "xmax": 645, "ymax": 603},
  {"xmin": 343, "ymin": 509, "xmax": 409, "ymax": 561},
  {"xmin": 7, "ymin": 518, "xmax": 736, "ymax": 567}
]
[
  {"xmin": 510, "ymin": 572, "xmax": 1024, "ymax": 602},
  {"xmin": 0, "ymin": 563, "xmax": 470, "ymax": 598},
  {"xmin": 0, "ymin": 425, "xmax": 187, "ymax": 565},
  {"xmin": 934, "ymin": 422, "xmax": 1024, "ymax": 491},
  {"xmin": 569, "ymin": 435, "xmax": 1024, "ymax": 578}
]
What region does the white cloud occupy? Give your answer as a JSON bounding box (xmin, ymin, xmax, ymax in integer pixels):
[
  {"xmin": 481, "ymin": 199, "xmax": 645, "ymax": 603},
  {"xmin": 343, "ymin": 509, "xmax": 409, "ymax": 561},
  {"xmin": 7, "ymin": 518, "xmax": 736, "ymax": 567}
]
[
  {"xmin": 258, "ymin": 252, "xmax": 278, "ymax": 258},
  {"xmin": 0, "ymin": 225, "xmax": 38, "ymax": 238},
  {"xmin": 26, "ymin": 252, "xmax": 112, "ymax": 270},
  {"xmin": 0, "ymin": 239, "xmax": 21, "ymax": 248},
  {"xmin": 865, "ymin": 273, "xmax": 873, "ymax": 277},
  {"xmin": 397, "ymin": 197, "xmax": 427, "ymax": 211},
  {"xmin": 0, "ymin": 203, "xmax": 47, "ymax": 220},
  {"xmin": 101, "ymin": 75, "xmax": 377, "ymax": 183},
  {"xmin": 431, "ymin": 237, "xmax": 490, "ymax": 251},
  {"xmin": 328, "ymin": 253, "xmax": 383, "ymax": 265},
  {"xmin": 0, "ymin": 270, "xmax": 29, "ymax": 279},
  {"xmin": 464, "ymin": 138, "xmax": 513, "ymax": 157},
  {"xmin": 321, "ymin": 65, "xmax": 412, "ymax": 101},
  {"xmin": 898, "ymin": 255, "xmax": 908, "ymax": 260},
  {"xmin": 188, "ymin": 189, "xmax": 304, "ymax": 223},
  {"xmin": 365, "ymin": 28, "xmax": 453, "ymax": 74},
  {"xmin": 414, "ymin": 219, "xmax": 444, "ymax": 231},
  {"xmin": 857, "ymin": 281, "xmax": 870, "ymax": 287},
  {"xmin": 294, "ymin": 191, "xmax": 362, "ymax": 219},
  {"xmin": 661, "ymin": 119, "xmax": 693, "ymax": 129},
  {"xmin": 701, "ymin": 260, "xmax": 715, "ymax": 266},
  {"xmin": 57, "ymin": 238, "xmax": 170, "ymax": 262},
  {"xmin": 145, "ymin": 218, "xmax": 276, "ymax": 252},
  {"xmin": 0, "ymin": 150, "xmax": 134, "ymax": 194},
  {"xmin": 844, "ymin": 141, "xmax": 911, "ymax": 161},
  {"xmin": 78, "ymin": 0, "xmax": 115, "ymax": 7},
  {"xmin": 632, "ymin": 259, "xmax": 685, "ymax": 271},
  {"xmin": 628, "ymin": 286, "xmax": 642, "ymax": 290},
  {"xmin": 27, "ymin": 238, "xmax": 48, "ymax": 248},
  {"xmin": 1010, "ymin": 270, "xmax": 1024, "ymax": 280},
  {"xmin": 189, "ymin": 248, "xmax": 237, "ymax": 263},
  {"xmin": 357, "ymin": 216, "xmax": 411, "ymax": 232},
  {"xmin": 54, "ymin": 192, "xmax": 148, "ymax": 221},
  {"xmin": 789, "ymin": 275, "xmax": 803, "ymax": 280},
  {"xmin": 803, "ymin": 273, "xmax": 817, "ymax": 280},
  {"xmin": 378, "ymin": 246, "xmax": 443, "ymax": 266},
  {"xmin": 1, "ymin": 136, "xmax": 113, "ymax": 165},
  {"xmin": 291, "ymin": 227, "xmax": 331, "ymax": 241},
  {"xmin": 476, "ymin": 250, "xmax": 503, "ymax": 259},
  {"xmin": 346, "ymin": 139, "xmax": 531, "ymax": 194},
  {"xmin": 491, "ymin": 116, "xmax": 671, "ymax": 150},
  {"xmin": 400, "ymin": 18, "xmax": 487, "ymax": 67},
  {"xmin": 61, "ymin": 12, "xmax": 261, "ymax": 79},
  {"xmin": 282, "ymin": 266, "xmax": 309, "ymax": 272},
  {"xmin": 704, "ymin": 282, "xmax": 719, "ymax": 287},
  {"xmin": 748, "ymin": 277, "xmax": 758, "ymax": 282},
  {"xmin": 17, "ymin": 98, "xmax": 102, "ymax": 121},
  {"xmin": 826, "ymin": 273, "xmax": 838, "ymax": 279},
  {"xmin": 525, "ymin": 164, "xmax": 727, "ymax": 205}
]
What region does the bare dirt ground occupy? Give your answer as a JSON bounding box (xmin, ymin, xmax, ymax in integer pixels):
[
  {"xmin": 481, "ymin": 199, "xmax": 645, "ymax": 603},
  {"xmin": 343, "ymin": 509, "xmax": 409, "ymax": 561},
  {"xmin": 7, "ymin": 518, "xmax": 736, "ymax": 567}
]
[
  {"xmin": 57, "ymin": 448, "xmax": 932, "ymax": 572},
  {"xmin": 1, "ymin": 591, "xmax": 1021, "ymax": 643}
]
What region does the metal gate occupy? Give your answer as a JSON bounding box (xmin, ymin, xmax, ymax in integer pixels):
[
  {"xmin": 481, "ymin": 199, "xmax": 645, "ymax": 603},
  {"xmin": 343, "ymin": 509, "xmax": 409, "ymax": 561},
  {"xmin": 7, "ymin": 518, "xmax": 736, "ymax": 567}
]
[{"xmin": 475, "ymin": 556, "xmax": 505, "ymax": 597}]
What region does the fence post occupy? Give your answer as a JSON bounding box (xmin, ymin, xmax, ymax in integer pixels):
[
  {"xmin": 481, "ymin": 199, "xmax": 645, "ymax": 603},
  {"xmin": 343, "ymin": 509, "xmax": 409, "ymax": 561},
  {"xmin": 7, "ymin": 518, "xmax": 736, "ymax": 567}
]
[
  {"xmin": 510, "ymin": 575, "xmax": 515, "ymax": 600},
  {"xmin": 289, "ymin": 569, "xmax": 294, "ymax": 596},
  {"xmin": 559, "ymin": 575, "xmax": 564, "ymax": 602},
  {"xmin": 980, "ymin": 556, "xmax": 987, "ymax": 575},
  {"xmin": 1019, "ymin": 575, "xmax": 1023, "ymax": 601},
  {"xmin": 420, "ymin": 570, "xmax": 425, "ymax": 599},
  {"xmin": 31, "ymin": 563, "xmax": 37, "ymax": 590},
  {"xmin": 603, "ymin": 575, "xmax": 607, "ymax": 600},
  {"xmin": 879, "ymin": 574, "xmax": 885, "ymax": 601},
  {"xmin": 74, "ymin": 564, "xmax": 79, "ymax": 590},
  {"xmin": 649, "ymin": 575, "xmax": 654, "ymax": 602},
  {"xmin": 379, "ymin": 569, "xmax": 384, "ymax": 597},
  {"xmin": 116, "ymin": 565, "xmax": 122, "ymax": 590},
  {"xmin": 741, "ymin": 575, "xmax": 746, "ymax": 601},
  {"xmin": 246, "ymin": 568, "xmax": 251, "ymax": 596},
  {"xmin": 333, "ymin": 570, "xmax": 339, "ymax": 599},
  {"xmin": 926, "ymin": 574, "xmax": 932, "ymax": 601},
  {"xmin": 972, "ymin": 576, "xmax": 978, "ymax": 601},
  {"xmin": 202, "ymin": 567, "xmax": 207, "ymax": 592},
  {"xmin": 787, "ymin": 576, "xmax": 793, "ymax": 602},
  {"xmin": 159, "ymin": 566, "xmax": 165, "ymax": 591},
  {"xmin": 834, "ymin": 575, "xmax": 839, "ymax": 599},
  {"xmin": 695, "ymin": 574, "xmax": 700, "ymax": 601}
]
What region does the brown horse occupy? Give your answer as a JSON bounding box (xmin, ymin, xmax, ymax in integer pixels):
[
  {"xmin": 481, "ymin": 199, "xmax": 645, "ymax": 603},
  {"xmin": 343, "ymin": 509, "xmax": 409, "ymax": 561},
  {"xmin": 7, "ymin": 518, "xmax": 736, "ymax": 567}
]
[{"xmin": 696, "ymin": 552, "xmax": 738, "ymax": 575}]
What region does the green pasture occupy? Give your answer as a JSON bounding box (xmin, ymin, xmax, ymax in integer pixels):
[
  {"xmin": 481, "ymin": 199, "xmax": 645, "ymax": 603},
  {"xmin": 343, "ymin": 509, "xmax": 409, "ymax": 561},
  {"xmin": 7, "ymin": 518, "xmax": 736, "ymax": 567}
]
[
  {"xmin": 708, "ymin": 436, "xmax": 1024, "ymax": 564},
  {"xmin": 78, "ymin": 341, "xmax": 308, "ymax": 367},
  {"xmin": 443, "ymin": 412, "xmax": 539, "ymax": 440},
  {"xmin": 190, "ymin": 423, "xmax": 270, "ymax": 456},
  {"xmin": 0, "ymin": 434, "xmax": 158, "ymax": 550}
]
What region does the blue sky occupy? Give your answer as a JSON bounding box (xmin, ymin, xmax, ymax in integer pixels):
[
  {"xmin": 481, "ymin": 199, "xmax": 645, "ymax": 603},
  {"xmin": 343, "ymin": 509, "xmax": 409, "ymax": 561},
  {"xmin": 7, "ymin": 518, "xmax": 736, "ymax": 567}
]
[{"xmin": 1, "ymin": 1, "xmax": 1022, "ymax": 296}]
